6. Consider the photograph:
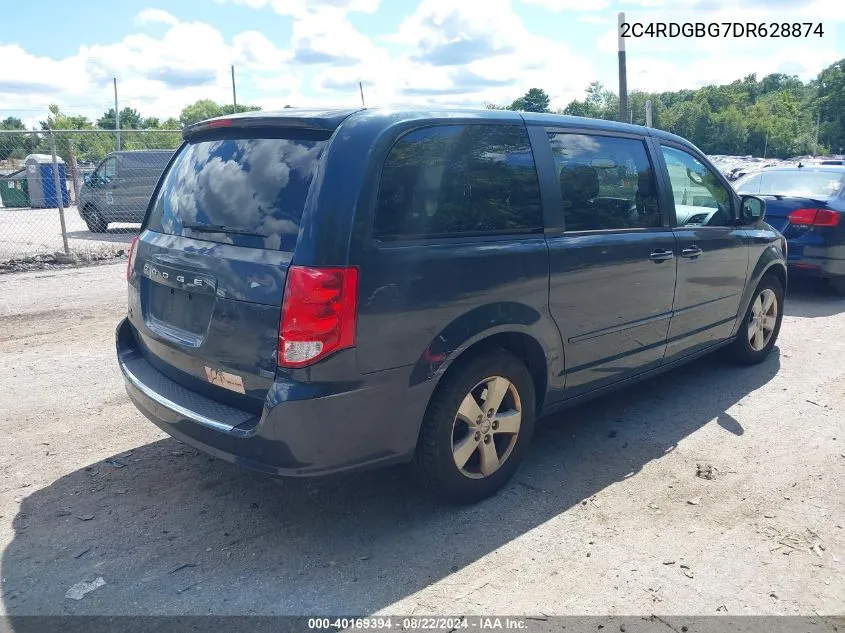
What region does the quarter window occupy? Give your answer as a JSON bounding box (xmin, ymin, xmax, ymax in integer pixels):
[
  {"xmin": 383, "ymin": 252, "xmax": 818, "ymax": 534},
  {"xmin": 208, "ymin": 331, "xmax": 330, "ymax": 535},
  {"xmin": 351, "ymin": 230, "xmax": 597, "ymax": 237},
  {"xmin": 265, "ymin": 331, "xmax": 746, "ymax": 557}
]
[
  {"xmin": 547, "ymin": 132, "xmax": 661, "ymax": 232},
  {"xmin": 374, "ymin": 124, "xmax": 543, "ymax": 240}
]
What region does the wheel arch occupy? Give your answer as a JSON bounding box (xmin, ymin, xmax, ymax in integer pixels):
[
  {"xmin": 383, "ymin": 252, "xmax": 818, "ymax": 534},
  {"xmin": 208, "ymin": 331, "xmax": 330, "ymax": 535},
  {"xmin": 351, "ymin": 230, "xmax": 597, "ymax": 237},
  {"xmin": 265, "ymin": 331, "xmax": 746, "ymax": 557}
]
[
  {"xmin": 421, "ymin": 329, "xmax": 550, "ymax": 417},
  {"xmin": 731, "ymin": 251, "xmax": 787, "ymax": 339}
]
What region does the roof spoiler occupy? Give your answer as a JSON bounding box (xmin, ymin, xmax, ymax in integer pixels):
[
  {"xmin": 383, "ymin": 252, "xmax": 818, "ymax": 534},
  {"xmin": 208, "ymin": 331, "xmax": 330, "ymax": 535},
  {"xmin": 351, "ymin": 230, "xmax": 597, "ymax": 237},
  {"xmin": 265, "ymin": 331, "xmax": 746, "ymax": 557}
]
[{"xmin": 183, "ymin": 111, "xmax": 358, "ymax": 141}]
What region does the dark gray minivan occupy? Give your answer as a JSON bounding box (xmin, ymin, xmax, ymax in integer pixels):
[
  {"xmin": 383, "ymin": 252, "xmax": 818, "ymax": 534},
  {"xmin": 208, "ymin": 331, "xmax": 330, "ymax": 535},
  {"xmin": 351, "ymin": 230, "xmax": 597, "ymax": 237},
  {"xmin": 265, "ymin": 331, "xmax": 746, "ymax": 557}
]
[
  {"xmin": 80, "ymin": 149, "xmax": 175, "ymax": 232},
  {"xmin": 117, "ymin": 109, "xmax": 786, "ymax": 503}
]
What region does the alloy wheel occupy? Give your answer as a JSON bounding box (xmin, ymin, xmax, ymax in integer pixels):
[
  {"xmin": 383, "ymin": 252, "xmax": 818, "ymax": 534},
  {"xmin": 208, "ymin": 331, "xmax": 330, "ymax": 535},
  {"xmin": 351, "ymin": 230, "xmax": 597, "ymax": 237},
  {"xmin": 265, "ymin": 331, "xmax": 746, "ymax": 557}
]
[
  {"xmin": 748, "ymin": 288, "xmax": 778, "ymax": 352},
  {"xmin": 451, "ymin": 376, "xmax": 522, "ymax": 479}
]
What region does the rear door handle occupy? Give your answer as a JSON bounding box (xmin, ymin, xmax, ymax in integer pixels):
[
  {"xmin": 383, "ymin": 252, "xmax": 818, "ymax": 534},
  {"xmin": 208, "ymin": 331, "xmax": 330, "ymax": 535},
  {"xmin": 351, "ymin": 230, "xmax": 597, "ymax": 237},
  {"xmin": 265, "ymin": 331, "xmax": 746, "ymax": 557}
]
[
  {"xmin": 649, "ymin": 249, "xmax": 675, "ymax": 263},
  {"xmin": 681, "ymin": 246, "xmax": 703, "ymax": 259}
]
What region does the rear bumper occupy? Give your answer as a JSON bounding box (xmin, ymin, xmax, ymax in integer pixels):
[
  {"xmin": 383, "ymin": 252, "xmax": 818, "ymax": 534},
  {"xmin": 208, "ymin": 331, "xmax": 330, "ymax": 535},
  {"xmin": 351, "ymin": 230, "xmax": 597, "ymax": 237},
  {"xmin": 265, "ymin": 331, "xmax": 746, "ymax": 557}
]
[
  {"xmin": 786, "ymin": 243, "xmax": 845, "ymax": 280},
  {"xmin": 116, "ymin": 318, "xmax": 430, "ymax": 477}
]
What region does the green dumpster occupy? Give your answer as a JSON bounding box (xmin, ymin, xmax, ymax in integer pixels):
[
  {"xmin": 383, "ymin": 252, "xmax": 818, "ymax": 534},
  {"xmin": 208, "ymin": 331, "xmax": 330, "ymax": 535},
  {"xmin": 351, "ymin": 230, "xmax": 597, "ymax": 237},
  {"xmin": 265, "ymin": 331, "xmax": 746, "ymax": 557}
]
[{"xmin": 0, "ymin": 171, "xmax": 30, "ymax": 208}]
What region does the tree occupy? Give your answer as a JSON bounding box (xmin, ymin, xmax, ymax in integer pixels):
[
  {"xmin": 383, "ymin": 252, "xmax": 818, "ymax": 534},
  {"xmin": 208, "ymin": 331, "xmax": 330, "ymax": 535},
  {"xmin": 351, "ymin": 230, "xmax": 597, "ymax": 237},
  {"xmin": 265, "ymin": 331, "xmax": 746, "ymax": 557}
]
[
  {"xmin": 562, "ymin": 99, "xmax": 601, "ymax": 119},
  {"xmin": 709, "ymin": 107, "xmax": 749, "ymax": 155},
  {"xmin": 180, "ymin": 99, "xmax": 223, "ymax": 127},
  {"xmin": 662, "ymin": 99, "xmax": 712, "ymax": 146},
  {"xmin": 489, "ymin": 57, "xmax": 845, "ymax": 157},
  {"xmin": 96, "ymin": 107, "xmax": 144, "ymax": 130},
  {"xmin": 179, "ymin": 100, "xmax": 262, "ymax": 127},
  {"xmin": 1, "ymin": 117, "xmax": 24, "ymax": 130},
  {"xmin": 40, "ymin": 104, "xmax": 92, "ymax": 131},
  {"xmin": 627, "ymin": 90, "xmax": 661, "ymax": 127},
  {"xmin": 509, "ymin": 88, "xmax": 550, "ymax": 113},
  {"xmin": 220, "ymin": 104, "xmax": 262, "ymax": 116},
  {"xmin": 815, "ymin": 59, "xmax": 845, "ymax": 153},
  {"xmin": 561, "ymin": 83, "xmax": 618, "ymax": 121},
  {"xmin": 0, "ymin": 117, "xmax": 36, "ymax": 161},
  {"xmin": 38, "ymin": 104, "xmax": 114, "ymax": 164}
]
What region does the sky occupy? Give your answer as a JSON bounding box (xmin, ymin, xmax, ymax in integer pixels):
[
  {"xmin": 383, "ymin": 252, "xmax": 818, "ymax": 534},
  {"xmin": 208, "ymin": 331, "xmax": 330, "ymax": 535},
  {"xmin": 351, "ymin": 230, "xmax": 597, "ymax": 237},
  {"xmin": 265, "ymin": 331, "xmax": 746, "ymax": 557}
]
[{"xmin": 1, "ymin": 0, "xmax": 844, "ymax": 127}]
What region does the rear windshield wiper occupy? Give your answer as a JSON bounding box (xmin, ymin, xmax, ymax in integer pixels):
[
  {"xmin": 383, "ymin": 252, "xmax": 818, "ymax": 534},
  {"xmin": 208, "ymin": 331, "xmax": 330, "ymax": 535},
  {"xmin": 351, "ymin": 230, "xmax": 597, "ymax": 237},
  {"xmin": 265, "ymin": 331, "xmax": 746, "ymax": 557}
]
[{"xmin": 182, "ymin": 221, "xmax": 268, "ymax": 238}]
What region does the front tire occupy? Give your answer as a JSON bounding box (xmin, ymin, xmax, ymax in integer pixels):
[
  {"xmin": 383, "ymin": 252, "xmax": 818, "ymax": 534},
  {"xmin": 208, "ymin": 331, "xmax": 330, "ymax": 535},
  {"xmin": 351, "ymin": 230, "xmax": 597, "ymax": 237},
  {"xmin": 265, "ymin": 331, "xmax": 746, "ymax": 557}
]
[
  {"xmin": 726, "ymin": 275, "xmax": 784, "ymax": 365},
  {"xmin": 411, "ymin": 351, "xmax": 536, "ymax": 504},
  {"xmin": 83, "ymin": 207, "xmax": 107, "ymax": 233}
]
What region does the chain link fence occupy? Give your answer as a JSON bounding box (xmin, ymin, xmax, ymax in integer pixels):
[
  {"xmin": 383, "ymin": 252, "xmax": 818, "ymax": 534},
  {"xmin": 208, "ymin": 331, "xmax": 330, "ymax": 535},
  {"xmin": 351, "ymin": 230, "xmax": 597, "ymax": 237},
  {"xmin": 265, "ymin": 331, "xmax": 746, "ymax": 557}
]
[{"xmin": 0, "ymin": 129, "xmax": 181, "ymax": 268}]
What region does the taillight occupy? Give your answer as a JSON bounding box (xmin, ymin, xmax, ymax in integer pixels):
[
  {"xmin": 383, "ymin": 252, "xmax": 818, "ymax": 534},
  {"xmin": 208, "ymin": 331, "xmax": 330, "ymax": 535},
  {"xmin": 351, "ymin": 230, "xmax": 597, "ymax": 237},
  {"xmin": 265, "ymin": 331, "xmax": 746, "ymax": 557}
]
[
  {"xmin": 788, "ymin": 208, "xmax": 840, "ymax": 227},
  {"xmin": 127, "ymin": 236, "xmax": 139, "ymax": 281},
  {"xmin": 278, "ymin": 266, "xmax": 359, "ymax": 368},
  {"xmin": 813, "ymin": 209, "xmax": 840, "ymax": 227}
]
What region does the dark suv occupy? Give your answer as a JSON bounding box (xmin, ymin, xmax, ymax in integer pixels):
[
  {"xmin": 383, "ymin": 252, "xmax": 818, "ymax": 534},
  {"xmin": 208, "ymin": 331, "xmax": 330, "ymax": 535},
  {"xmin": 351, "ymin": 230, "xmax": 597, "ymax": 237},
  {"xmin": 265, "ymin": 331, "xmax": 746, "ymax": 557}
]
[{"xmin": 117, "ymin": 109, "xmax": 786, "ymax": 503}]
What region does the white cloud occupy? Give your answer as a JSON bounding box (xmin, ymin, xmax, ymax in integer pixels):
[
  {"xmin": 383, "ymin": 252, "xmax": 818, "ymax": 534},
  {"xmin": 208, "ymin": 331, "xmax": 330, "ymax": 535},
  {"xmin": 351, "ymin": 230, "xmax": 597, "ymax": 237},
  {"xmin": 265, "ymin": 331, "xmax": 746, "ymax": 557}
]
[
  {"xmin": 377, "ymin": 0, "xmax": 597, "ymax": 108},
  {"xmin": 579, "ymin": 14, "xmax": 611, "ymax": 24},
  {"xmin": 1, "ymin": 0, "xmax": 843, "ymax": 127},
  {"xmin": 0, "ymin": 15, "xmax": 294, "ymax": 124},
  {"xmin": 232, "ymin": 31, "xmax": 290, "ymax": 70},
  {"xmin": 217, "ymin": 0, "xmax": 380, "ymax": 16},
  {"xmin": 135, "ymin": 8, "xmax": 180, "ymax": 26},
  {"xmin": 290, "ymin": 10, "xmax": 383, "ymax": 65},
  {"xmin": 520, "ymin": 0, "xmax": 610, "ymax": 11}
]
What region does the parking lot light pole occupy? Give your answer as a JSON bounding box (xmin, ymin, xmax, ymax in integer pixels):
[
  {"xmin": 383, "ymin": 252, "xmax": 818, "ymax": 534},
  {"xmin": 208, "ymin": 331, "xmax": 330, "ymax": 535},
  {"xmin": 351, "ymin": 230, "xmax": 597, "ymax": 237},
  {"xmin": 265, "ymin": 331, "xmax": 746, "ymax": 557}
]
[
  {"xmin": 114, "ymin": 77, "xmax": 120, "ymax": 152},
  {"xmin": 618, "ymin": 12, "xmax": 628, "ymax": 124},
  {"xmin": 232, "ymin": 65, "xmax": 238, "ymax": 111}
]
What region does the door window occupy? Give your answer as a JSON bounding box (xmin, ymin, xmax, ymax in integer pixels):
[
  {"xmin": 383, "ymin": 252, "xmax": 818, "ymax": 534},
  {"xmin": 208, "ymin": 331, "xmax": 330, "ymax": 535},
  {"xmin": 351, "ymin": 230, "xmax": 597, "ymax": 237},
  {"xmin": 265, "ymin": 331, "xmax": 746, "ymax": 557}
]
[
  {"xmin": 547, "ymin": 132, "xmax": 661, "ymax": 232},
  {"xmin": 375, "ymin": 124, "xmax": 542, "ymax": 240},
  {"xmin": 102, "ymin": 157, "xmax": 117, "ymax": 180},
  {"xmin": 661, "ymin": 146, "xmax": 733, "ymax": 227}
]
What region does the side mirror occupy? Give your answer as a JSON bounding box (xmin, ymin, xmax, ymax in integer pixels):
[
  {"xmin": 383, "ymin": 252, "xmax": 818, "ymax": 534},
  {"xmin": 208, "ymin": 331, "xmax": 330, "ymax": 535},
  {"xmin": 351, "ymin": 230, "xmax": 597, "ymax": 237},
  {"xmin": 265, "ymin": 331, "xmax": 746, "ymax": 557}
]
[
  {"xmin": 740, "ymin": 195, "xmax": 766, "ymax": 223},
  {"xmin": 687, "ymin": 167, "xmax": 704, "ymax": 185},
  {"xmin": 83, "ymin": 174, "xmax": 92, "ymax": 186}
]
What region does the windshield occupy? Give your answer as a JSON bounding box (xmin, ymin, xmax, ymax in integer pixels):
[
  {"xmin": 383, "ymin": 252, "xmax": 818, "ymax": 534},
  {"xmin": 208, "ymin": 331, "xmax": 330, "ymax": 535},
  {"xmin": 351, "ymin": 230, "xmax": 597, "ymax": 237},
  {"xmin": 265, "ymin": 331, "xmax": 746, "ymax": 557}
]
[
  {"xmin": 146, "ymin": 134, "xmax": 327, "ymax": 251},
  {"xmin": 737, "ymin": 170, "xmax": 845, "ymax": 198}
]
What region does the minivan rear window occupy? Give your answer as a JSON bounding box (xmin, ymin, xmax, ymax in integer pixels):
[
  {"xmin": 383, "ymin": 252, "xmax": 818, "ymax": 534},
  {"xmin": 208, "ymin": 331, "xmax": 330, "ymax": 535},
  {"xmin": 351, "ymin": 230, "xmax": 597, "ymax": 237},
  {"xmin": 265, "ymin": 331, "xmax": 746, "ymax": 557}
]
[{"xmin": 146, "ymin": 135, "xmax": 326, "ymax": 251}]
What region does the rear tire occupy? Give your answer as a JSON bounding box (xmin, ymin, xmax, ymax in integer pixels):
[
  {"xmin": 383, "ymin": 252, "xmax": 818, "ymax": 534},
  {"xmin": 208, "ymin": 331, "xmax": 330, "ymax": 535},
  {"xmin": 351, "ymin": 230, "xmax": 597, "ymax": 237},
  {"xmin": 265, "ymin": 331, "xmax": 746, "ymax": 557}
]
[
  {"xmin": 84, "ymin": 207, "xmax": 107, "ymax": 233},
  {"xmin": 411, "ymin": 351, "xmax": 536, "ymax": 504},
  {"xmin": 726, "ymin": 275, "xmax": 783, "ymax": 365}
]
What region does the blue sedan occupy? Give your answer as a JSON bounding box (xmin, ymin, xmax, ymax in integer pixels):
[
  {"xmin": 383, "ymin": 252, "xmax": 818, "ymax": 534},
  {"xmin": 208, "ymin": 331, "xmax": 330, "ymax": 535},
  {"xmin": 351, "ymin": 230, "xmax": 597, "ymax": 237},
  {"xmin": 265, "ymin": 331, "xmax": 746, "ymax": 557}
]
[{"xmin": 735, "ymin": 165, "xmax": 845, "ymax": 294}]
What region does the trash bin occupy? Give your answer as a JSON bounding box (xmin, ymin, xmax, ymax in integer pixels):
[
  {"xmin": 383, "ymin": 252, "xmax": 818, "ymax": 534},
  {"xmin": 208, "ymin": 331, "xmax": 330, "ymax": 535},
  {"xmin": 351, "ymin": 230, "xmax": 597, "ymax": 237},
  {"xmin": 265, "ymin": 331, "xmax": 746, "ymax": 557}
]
[
  {"xmin": 25, "ymin": 154, "xmax": 69, "ymax": 208},
  {"xmin": 0, "ymin": 170, "xmax": 30, "ymax": 208}
]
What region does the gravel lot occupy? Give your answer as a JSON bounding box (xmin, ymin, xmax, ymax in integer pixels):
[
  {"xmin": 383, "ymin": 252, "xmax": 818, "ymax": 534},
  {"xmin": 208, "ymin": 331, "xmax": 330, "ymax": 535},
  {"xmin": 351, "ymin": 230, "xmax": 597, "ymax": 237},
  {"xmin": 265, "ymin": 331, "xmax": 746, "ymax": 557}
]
[
  {"xmin": 0, "ymin": 263, "xmax": 843, "ymax": 617},
  {"xmin": 0, "ymin": 205, "xmax": 137, "ymax": 262}
]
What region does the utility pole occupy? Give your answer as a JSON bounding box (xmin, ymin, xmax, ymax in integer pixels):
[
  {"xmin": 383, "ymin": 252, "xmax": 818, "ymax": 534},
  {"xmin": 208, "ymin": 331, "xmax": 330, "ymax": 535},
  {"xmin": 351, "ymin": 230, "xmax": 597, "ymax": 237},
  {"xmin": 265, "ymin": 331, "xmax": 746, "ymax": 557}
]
[
  {"xmin": 113, "ymin": 77, "xmax": 120, "ymax": 151},
  {"xmin": 231, "ymin": 65, "xmax": 238, "ymax": 111},
  {"xmin": 645, "ymin": 100, "xmax": 653, "ymax": 127},
  {"xmin": 815, "ymin": 111, "xmax": 820, "ymax": 156},
  {"xmin": 617, "ymin": 12, "xmax": 628, "ymax": 124},
  {"xmin": 359, "ymin": 81, "xmax": 365, "ymax": 107},
  {"xmin": 763, "ymin": 130, "xmax": 769, "ymax": 159}
]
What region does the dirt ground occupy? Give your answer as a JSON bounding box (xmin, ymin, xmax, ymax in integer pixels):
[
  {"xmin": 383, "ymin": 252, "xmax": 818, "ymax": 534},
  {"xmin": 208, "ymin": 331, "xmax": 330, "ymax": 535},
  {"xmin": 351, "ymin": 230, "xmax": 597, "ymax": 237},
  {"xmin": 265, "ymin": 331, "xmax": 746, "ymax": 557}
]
[{"xmin": 0, "ymin": 263, "xmax": 843, "ymax": 617}]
